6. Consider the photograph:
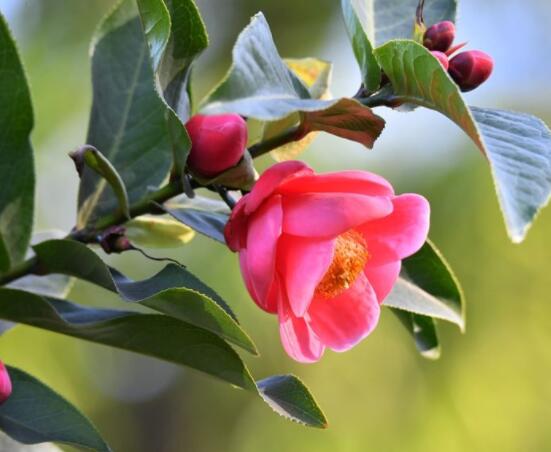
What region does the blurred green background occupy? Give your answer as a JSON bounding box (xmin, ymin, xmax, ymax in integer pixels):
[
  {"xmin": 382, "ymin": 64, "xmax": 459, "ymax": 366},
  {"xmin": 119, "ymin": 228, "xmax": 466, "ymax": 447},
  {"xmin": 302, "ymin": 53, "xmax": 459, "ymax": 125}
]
[{"xmin": 1, "ymin": 1, "xmax": 551, "ymax": 451}]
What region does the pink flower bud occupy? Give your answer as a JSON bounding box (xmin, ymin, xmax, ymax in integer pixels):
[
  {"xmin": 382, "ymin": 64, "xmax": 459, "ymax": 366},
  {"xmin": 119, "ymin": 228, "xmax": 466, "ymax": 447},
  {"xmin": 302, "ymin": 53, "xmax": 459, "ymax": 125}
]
[
  {"xmin": 448, "ymin": 50, "xmax": 494, "ymax": 92},
  {"xmin": 186, "ymin": 114, "xmax": 248, "ymax": 178},
  {"xmin": 423, "ymin": 21, "xmax": 456, "ymax": 52},
  {"xmin": 431, "ymin": 51, "xmax": 449, "ymax": 70},
  {"xmin": 0, "ymin": 361, "xmax": 12, "ymax": 404}
]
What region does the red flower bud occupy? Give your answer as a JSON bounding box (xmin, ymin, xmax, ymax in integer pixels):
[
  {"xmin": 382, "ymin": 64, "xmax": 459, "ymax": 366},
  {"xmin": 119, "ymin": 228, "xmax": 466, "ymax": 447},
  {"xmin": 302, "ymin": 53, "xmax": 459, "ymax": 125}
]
[
  {"xmin": 0, "ymin": 361, "xmax": 12, "ymax": 404},
  {"xmin": 186, "ymin": 114, "xmax": 248, "ymax": 178},
  {"xmin": 423, "ymin": 21, "xmax": 456, "ymax": 52},
  {"xmin": 431, "ymin": 51, "xmax": 449, "ymax": 70},
  {"xmin": 448, "ymin": 50, "xmax": 494, "ymax": 92}
]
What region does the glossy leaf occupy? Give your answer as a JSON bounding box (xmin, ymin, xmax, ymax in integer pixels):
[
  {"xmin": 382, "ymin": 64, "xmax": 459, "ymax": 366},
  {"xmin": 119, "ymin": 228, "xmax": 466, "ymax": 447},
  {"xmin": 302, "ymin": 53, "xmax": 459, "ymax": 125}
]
[
  {"xmin": 138, "ymin": 0, "xmax": 208, "ymax": 118},
  {"xmin": 0, "ymin": 14, "xmax": 35, "ymax": 272},
  {"xmin": 349, "ymin": 0, "xmax": 457, "ymax": 46},
  {"xmin": 202, "ymin": 13, "xmax": 385, "ymax": 150},
  {"xmin": 257, "ymin": 375, "xmax": 328, "ymax": 428},
  {"xmin": 374, "ymin": 40, "xmax": 551, "ymax": 242},
  {"xmin": 200, "ymin": 13, "xmax": 334, "ymax": 120},
  {"xmin": 0, "ymin": 367, "xmax": 110, "ymax": 451},
  {"xmin": 78, "ymin": 0, "xmax": 172, "ymax": 228},
  {"xmin": 137, "ymin": 0, "xmax": 208, "ymax": 184},
  {"xmin": 0, "ymin": 289, "xmax": 255, "ymax": 390},
  {"xmin": 162, "ymin": 196, "xmax": 230, "ymax": 243},
  {"xmin": 341, "ymin": 0, "xmax": 381, "ymax": 92},
  {"xmin": 77, "ymin": 146, "xmax": 130, "ymax": 225},
  {"xmin": 470, "ymin": 107, "xmax": 551, "ymax": 242},
  {"xmin": 32, "ymin": 239, "xmax": 257, "ymax": 354},
  {"xmin": 126, "ymin": 215, "xmax": 195, "ymax": 248},
  {"xmin": 391, "ymin": 308, "xmax": 440, "ymax": 359},
  {"xmin": 384, "ymin": 240, "xmax": 464, "ymax": 331}
]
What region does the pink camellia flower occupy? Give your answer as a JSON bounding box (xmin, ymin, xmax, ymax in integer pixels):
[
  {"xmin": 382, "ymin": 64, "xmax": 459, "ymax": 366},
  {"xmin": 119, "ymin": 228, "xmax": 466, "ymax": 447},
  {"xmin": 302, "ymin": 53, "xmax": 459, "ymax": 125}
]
[
  {"xmin": 225, "ymin": 161, "xmax": 430, "ymax": 363},
  {"xmin": 0, "ymin": 361, "xmax": 12, "ymax": 404}
]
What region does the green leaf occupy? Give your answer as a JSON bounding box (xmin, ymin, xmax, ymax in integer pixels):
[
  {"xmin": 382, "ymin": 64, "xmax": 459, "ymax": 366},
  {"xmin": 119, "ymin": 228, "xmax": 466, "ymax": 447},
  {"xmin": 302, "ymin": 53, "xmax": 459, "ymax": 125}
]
[
  {"xmin": 470, "ymin": 107, "xmax": 551, "ymax": 243},
  {"xmin": 137, "ymin": 0, "xmax": 208, "ymax": 184},
  {"xmin": 200, "ymin": 13, "xmax": 334, "ymax": 121},
  {"xmin": 126, "ymin": 215, "xmax": 195, "ymax": 248},
  {"xmin": 0, "ymin": 289, "xmax": 327, "ymax": 426},
  {"xmin": 384, "ymin": 240, "xmax": 465, "ymax": 331},
  {"xmin": 32, "ymin": 239, "xmax": 256, "ymax": 354},
  {"xmin": 138, "ymin": 0, "xmax": 208, "ymax": 118},
  {"xmin": 390, "ymin": 309, "xmax": 440, "ymax": 359},
  {"xmin": 162, "ymin": 195, "xmax": 230, "ymax": 243},
  {"xmin": 257, "ymin": 375, "xmax": 328, "ymax": 428},
  {"xmin": 0, "ymin": 14, "xmax": 35, "ymax": 271},
  {"xmin": 373, "ymin": 40, "xmax": 551, "ymax": 242},
  {"xmin": 0, "ymin": 366, "xmax": 110, "ymax": 451},
  {"xmin": 77, "ymin": 146, "xmax": 130, "ymax": 226},
  {"xmin": 349, "ymin": 0, "xmax": 457, "ymax": 47},
  {"xmin": 0, "ymin": 289, "xmax": 256, "ymax": 390},
  {"xmin": 341, "ymin": 0, "xmax": 381, "ymax": 92},
  {"xmin": 78, "ymin": 0, "xmax": 172, "ymax": 228},
  {"xmin": 201, "ymin": 13, "xmax": 385, "ymax": 149}
]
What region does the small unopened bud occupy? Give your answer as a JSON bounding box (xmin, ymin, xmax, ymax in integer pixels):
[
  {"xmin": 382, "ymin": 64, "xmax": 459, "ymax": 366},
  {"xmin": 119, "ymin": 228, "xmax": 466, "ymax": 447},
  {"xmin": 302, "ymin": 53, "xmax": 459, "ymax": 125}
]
[
  {"xmin": 0, "ymin": 361, "xmax": 12, "ymax": 404},
  {"xmin": 186, "ymin": 114, "xmax": 248, "ymax": 178},
  {"xmin": 423, "ymin": 21, "xmax": 455, "ymax": 52},
  {"xmin": 431, "ymin": 51, "xmax": 449, "ymax": 70},
  {"xmin": 98, "ymin": 226, "xmax": 133, "ymax": 254},
  {"xmin": 448, "ymin": 50, "xmax": 494, "ymax": 92}
]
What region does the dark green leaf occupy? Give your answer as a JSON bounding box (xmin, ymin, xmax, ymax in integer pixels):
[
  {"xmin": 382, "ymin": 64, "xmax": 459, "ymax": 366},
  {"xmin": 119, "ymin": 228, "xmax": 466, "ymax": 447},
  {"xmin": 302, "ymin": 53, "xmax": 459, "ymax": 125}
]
[
  {"xmin": 0, "ymin": 366, "xmax": 110, "ymax": 451},
  {"xmin": 138, "ymin": 0, "xmax": 208, "ymax": 118},
  {"xmin": 341, "ymin": 0, "xmax": 381, "ymax": 92},
  {"xmin": 257, "ymin": 375, "xmax": 328, "ymax": 428},
  {"xmin": 373, "ymin": 40, "xmax": 551, "ymax": 242},
  {"xmin": 78, "ymin": 0, "xmax": 172, "ymax": 228},
  {"xmin": 390, "ymin": 308, "xmax": 440, "ymax": 359},
  {"xmin": 383, "ymin": 240, "xmax": 464, "ymax": 330},
  {"xmin": 162, "ymin": 196, "xmax": 230, "ymax": 243},
  {"xmin": 32, "ymin": 239, "xmax": 256, "ymax": 354},
  {"xmin": 0, "ymin": 289, "xmax": 255, "ymax": 390},
  {"xmin": 0, "ymin": 14, "xmax": 35, "ymax": 271},
  {"xmin": 77, "ymin": 146, "xmax": 130, "ymax": 225},
  {"xmin": 137, "ymin": 0, "xmax": 208, "ymax": 184},
  {"xmin": 349, "ymin": 0, "xmax": 457, "ymax": 46}
]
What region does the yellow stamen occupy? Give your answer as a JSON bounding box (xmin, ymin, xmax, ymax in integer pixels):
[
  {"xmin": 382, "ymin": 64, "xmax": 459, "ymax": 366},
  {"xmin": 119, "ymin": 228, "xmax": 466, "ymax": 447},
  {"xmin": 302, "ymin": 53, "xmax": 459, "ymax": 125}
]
[{"xmin": 314, "ymin": 230, "xmax": 369, "ymax": 299}]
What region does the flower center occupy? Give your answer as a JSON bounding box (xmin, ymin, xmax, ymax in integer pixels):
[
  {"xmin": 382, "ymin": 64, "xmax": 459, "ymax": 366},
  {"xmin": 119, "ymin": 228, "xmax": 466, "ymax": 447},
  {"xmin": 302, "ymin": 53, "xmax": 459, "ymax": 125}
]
[{"xmin": 314, "ymin": 230, "xmax": 369, "ymax": 299}]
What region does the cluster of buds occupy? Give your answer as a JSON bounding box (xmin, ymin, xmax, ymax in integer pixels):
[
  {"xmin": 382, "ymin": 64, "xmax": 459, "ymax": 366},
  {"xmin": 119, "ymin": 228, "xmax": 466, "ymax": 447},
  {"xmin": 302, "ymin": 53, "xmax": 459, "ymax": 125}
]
[{"xmin": 423, "ymin": 21, "xmax": 494, "ymax": 92}]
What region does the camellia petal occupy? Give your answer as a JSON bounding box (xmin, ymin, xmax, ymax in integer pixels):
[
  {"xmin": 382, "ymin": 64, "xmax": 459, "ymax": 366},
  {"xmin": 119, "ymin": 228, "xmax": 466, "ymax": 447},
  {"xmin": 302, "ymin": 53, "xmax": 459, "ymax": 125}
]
[
  {"xmin": 283, "ymin": 193, "xmax": 393, "ymax": 238},
  {"xmin": 244, "ymin": 160, "xmax": 312, "ymax": 215},
  {"xmin": 278, "ymin": 297, "xmax": 325, "ymax": 363},
  {"xmin": 278, "ymin": 235, "xmax": 336, "ymax": 317},
  {"xmin": 239, "ymin": 250, "xmax": 277, "ymax": 313},
  {"xmin": 359, "ymin": 194, "xmax": 430, "ymax": 260},
  {"xmin": 278, "ymin": 170, "xmax": 394, "ymax": 197},
  {"xmin": 363, "ymin": 260, "xmax": 402, "ymax": 303},
  {"xmin": 246, "ymin": 195, "xmax": 283, "ymax": 304},
  {"xmin": 307, "ymin": 273, "xmax": 380, "ymax": 352},
  {"xmin": 224, "ymin": 200, "xmax": 248, "ymax": 252}
]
